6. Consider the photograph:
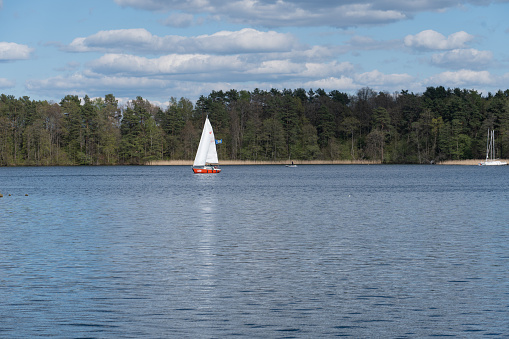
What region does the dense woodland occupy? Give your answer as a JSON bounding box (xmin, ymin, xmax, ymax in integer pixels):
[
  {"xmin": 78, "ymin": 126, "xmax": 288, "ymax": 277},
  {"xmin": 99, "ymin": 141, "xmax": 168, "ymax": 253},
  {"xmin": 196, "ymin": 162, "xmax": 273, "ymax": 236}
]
[{"xmin": 1, "ymin": 86, "xmax": 509, "ymax": 166}]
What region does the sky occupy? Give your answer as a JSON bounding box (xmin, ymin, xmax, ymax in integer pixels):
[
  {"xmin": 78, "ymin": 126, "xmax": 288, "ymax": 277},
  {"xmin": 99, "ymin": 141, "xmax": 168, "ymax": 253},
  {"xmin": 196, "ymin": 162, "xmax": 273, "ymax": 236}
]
[{"xmin": 1, "ymin": 0, "xmax": 509, "ymax": 107}]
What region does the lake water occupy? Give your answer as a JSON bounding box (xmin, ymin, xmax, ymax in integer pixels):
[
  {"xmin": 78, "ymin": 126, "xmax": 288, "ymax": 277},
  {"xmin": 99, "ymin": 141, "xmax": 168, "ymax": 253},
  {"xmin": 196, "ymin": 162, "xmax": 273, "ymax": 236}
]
[{"xmin": 1, "ymin": 165, "xmax": 508, "ymax": 338}]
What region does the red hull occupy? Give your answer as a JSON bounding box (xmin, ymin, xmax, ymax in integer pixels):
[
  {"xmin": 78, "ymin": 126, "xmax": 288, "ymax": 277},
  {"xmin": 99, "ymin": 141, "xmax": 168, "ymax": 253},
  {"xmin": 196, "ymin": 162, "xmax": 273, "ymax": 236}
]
[{"xmin": 192, "ymin": 167, "xmax": 221, "ymax": 174}]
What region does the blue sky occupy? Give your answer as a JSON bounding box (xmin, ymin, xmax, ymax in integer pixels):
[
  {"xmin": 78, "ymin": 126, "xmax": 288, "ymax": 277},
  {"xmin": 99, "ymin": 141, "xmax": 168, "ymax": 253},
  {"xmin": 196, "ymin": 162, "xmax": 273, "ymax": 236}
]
[{"xmin": 1, "ymin": 0, "xmax": 509, "ymax": 106}]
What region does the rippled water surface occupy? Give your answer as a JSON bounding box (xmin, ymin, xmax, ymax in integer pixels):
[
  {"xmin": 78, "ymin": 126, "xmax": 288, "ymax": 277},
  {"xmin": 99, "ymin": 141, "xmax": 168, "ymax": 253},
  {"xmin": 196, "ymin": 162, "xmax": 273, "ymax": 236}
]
[{"xmin": 1, "ymin": 165, "xmax": 508, "ymax": 337}]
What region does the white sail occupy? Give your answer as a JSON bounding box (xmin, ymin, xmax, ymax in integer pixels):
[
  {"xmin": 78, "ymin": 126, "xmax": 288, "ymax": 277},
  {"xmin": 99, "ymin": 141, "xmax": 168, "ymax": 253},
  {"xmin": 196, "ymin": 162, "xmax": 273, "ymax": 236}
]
[{"xmin": 193, "ymin": 117, "xmax": 219, "ymax": 167}]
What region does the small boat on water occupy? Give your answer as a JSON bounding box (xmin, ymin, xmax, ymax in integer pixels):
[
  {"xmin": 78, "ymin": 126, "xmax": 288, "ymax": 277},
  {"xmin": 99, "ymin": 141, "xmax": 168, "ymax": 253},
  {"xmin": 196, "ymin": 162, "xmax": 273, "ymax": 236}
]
[
  {"xmin": 479, "ymin": 129, "xmax": 507, "ymax": 166},
  {"xmin": 285, "ymin": 161, "xmax": 297, "ymax": 167},
  {"xmin": 192, "ymin": 116, "xmax": 221, "ymax": 173}
]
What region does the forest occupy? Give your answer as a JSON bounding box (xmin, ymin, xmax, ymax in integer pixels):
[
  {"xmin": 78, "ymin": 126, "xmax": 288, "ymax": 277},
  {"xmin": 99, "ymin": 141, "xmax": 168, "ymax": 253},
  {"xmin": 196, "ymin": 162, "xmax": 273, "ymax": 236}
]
[{"xmin": 1, "ymin": 86, "xmax": 509, "ymax": 166}]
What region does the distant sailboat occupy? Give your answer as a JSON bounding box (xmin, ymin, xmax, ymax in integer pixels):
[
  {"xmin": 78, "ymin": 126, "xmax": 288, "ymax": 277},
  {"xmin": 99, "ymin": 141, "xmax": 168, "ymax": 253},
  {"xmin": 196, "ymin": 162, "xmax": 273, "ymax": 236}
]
[
  {"xmin": 479, "ymin": 129, "xmax": 507, "ymax": 166},
  {"xmin": 192, "ymin": 116, "xmax": 221, "ymax": 173}
]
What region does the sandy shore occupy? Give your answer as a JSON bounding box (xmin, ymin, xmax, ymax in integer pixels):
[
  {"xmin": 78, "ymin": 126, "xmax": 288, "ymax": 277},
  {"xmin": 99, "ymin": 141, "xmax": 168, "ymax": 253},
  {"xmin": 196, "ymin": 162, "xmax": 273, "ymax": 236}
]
[
  {"xmin": 146, "ymin": 159, "xmax": 382, "ymax": 166},
  {"xmin": 437, "ymin": 159, "xmax": 509, "ymax": 165}
]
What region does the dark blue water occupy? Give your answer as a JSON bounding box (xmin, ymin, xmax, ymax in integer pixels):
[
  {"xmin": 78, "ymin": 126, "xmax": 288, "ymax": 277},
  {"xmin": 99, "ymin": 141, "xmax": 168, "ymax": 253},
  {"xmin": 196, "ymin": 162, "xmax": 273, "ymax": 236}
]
[{"xmin": 1, "ymin": 165, "xmax": 508, "ymax": 337}]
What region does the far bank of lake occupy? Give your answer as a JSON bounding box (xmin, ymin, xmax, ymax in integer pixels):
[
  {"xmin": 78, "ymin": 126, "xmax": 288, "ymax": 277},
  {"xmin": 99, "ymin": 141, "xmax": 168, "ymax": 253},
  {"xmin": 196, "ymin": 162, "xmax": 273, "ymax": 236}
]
[
  {"xmin": 146, "ymin": 159, "xmax": 508, "ymax": 166},
  {"xmin": 146, "ymin": 159, "xmax": 381, "ymax": 165}
]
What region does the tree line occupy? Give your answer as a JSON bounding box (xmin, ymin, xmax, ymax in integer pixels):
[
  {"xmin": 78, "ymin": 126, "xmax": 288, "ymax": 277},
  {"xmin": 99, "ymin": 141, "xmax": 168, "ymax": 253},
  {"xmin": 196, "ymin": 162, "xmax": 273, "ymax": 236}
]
[{"xmin": 1, "ymin": 86, "xmax": 509, "ymax": 166}]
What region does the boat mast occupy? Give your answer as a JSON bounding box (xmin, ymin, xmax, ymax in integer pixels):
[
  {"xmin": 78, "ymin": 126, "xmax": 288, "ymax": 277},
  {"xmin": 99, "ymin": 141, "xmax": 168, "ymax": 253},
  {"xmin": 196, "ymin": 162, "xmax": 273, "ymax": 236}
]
[
  {"xmin": 492, "ymin": 129, "xmax": 495, "ymax": 160},
  {"xmin": 486, "ymin": 129, "xmax": 490, "ymax": 162}
]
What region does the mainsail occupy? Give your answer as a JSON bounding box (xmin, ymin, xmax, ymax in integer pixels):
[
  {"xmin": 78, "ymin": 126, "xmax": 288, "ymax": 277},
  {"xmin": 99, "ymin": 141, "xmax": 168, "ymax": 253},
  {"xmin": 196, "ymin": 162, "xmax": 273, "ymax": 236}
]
[{"xmin": 193, "ymin": 117, "xmax": 219, "ymax": 167}]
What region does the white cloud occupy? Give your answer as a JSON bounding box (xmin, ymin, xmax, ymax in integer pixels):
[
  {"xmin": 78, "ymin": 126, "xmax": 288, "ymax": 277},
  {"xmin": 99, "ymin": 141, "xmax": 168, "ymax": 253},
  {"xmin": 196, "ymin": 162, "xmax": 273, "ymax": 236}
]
[
  {"xmin": 26, "ymin": 73, "xmax": 171, "ymax": 96},
  {"xmin": 304, "ymin": 76, "xmax": 358, "ymax": 91},
  {"xmin": 404, "ymin": 30, "xmax": 474, "ymax": 50},
  {"xmin": 346, "ymin": 35, "xmax": 401, "ymax": 51},
  {"xmin": 66, "ymin": 28, "xmax": 298, "ymax": 55},
  {"xmin": 246, "ymin": 59, "xmax": 304, "ymax": 76},
  {"xmin": 300, "ymin": 61, "xmax": 355, "ymax": 78},
  {"xmin": 114, "ymin": 0, "xmax": 407, "ymax": 28},
  {"xmin": 113, "ymin": 0, "xmax": 504, "ymax": 28},
  {"xmin": 425, "ymin": 69, "xmax": 494, "ymax": 87},
  {"xmin": 87, "ymin": 51, "xmax": 356, "ymax": 83},
  {"xmin": 355, "ymin": 69, "xmax": 413, "ymax": 86},
  {"xmin": 0, "ymin": 42, "xmax": 33, "ymax": 60},
  {"xmin": 162, "ymin": 13, "xmax": 198, "ymax": 27},
  {"xmin": 338, "ymin": 4, "xmax": 405, "ymax": 24},
  {"xmin": 89, "ymin": 53, "xmax": 245, "ymax": 76},
  {"xmin": 221, "ymin": 2, "xmax": 407, "ymax": 28},
  {"xmin": 243, "ymin": 60, "xmax": 353, "ymax": 79},
  {"xmin": 196, "ymin": 29, "xmax": 298, "ymax": 53},
  {"xmin": 25, "ymin": 71, "xmax": 238, "ymax": 103},
  {"xmin": 0, "ymin": 78, "xmax": 15, "ymax": 89},
  {"xmin": 67, "ymin": 29, "xmax": 159, "ymax": 53},
  {"xmin": 431, "ymin": 48, "xmax": 493, "ymax": 69},
  {"xmin": 26, "ymin": 50, "xmax": 358, "ymax": 99},
  {"xmin": 267, "ymin": 45, "xmax": 347, "ymax": 63}
]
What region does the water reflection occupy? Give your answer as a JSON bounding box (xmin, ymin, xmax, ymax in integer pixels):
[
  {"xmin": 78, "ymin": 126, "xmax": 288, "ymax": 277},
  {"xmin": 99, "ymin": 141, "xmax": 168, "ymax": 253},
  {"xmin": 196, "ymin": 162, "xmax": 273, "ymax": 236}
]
[{"xmin": 196, "ymin": 189, "xmax": 217, "ymax": 272}]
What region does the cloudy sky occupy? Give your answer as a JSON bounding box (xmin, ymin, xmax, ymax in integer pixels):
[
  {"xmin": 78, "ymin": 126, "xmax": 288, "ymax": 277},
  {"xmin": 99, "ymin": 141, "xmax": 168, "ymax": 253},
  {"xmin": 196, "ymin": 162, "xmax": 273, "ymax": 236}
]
[{"xmin": 1, "ymin": 0, "xmax": 509, "ymax": 106}]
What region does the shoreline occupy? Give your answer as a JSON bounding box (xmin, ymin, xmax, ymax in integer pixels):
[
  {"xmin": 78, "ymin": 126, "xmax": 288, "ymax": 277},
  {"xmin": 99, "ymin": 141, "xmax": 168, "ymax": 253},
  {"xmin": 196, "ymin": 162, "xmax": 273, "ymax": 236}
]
[
  {"xmin": 1, "ymin": 159, "xmax": 504, "ymax": 167},
  {"xmin": 146, "ymin": 160, "xmax": 382, "ymax": 166},
  {"xmin": 147, "ymin": 159, "xmax": 508, "ymax": 166},
  {"xmin": 437, "ymin": 159, "xmax": 509, "ymax": 165}
]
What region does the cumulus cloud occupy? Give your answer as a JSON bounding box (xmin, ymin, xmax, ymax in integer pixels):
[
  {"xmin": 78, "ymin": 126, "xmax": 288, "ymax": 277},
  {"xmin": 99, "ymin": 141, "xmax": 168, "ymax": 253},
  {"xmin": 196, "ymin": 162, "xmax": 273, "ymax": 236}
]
[
  {"xmin": 29, "ymin": 42, "xmax": 360, "ymax": 99},
  {"xmin": 25, "ymin": 72, "xmax": 237, "ymax": 102},
  {"xmin": 302, "ymin": 61, "xmax": 355, "ymax": 78},
  {"xmin": 0, "ymin": 78, "xmax": 15, "ymax": 89},
  {"xmin": 346, "ymin": 35, "xmax": 401, "ymax": 51},
  {"xmin": 113, "ymin": 0, "xmax": 504, "ymax": 28},
  {"xmin": 304, "ymin": 76, "xmax": 358, "ymax": 91},
  {"xmin": 26, "ymin": 68, "xmax": 412, "ymax": 102},
  {"xmin": 162, "ymin": 13, "xmax": 199, "ymax": 28},
  {"xmin": 16, "ymin": 0, "xmax": 508, "ymax": 103},
  {"xmin": 355, "ymin": 69, "xmax": 413, "ymax": 86},
  {"xmin": 89, "ymin": 53, "xmax": 245, "ymax": 76},
  {"xmin": 404, "ymin": 30, "xmax": 474, "ymax": 50},
  {"xmin": 425, "ymin": 69, "xmax": 494, "ymax": 87},
  {"xmin": 114, "ymin": 0, "xmax": 407, "ymax": 28},
  {"xmin": 0, "ymin": 42, "xmax": 33, "ymax": 60},
  {"xmin": 431, "ymin": 48, "xmax": 493, "ymax": 69},
  {"xmin": 26, "ymin": 73, "xmax": 171, "ymax": 97},
  {"xmin": 66, "ymin": 28, "xmax": 298, "ymax": 55},
  {"xmin": 87, "ymin": 52, "xmax": 355, "ymax": 84},
  {"xmin": 67, "ymin": 29, "xmax": 159, "ymax": 53}
]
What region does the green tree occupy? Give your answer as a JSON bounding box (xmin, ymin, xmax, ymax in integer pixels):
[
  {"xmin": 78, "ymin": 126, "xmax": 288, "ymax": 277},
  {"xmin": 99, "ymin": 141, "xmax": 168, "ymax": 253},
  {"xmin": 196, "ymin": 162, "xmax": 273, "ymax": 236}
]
[
  {"xmin": 341, "ymin": 116, "xmax": 360, "ymax": 159},
  {"xmin": 297, "ymin": 117, "xmax": 320, "ymax": 159},
  {"xmin": 0, "ymin": 115, "xmax": 13, "ymax": 165},
  {"xmin": 316, "ymin": 104, "xmax": 335, "ymax": 149},
  {"xmin": 261, "ymin": 118, "xmax": 286, "ymax": 160},
  {"xmin": 120, "ymin": 97, "xmax": 164, "ymax": 163},
  {"xmin": 60, "ymin": 95, "xmax": 82, "ymax": 164},
  {"xmin": 94, "ymin": 94, "xmax": 121, "ymax": 164}
]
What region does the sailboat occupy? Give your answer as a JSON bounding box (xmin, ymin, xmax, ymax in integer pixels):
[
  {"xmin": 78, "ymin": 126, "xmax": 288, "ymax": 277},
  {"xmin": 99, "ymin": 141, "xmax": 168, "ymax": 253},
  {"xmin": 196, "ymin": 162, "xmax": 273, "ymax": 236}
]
[
  {"xmin": 192, "ymin": 116, "xmax": 221, "ymax": 173},
  {"xmin": 479, "ymin": 129, "xmax": 507, "ymax": 166}
]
